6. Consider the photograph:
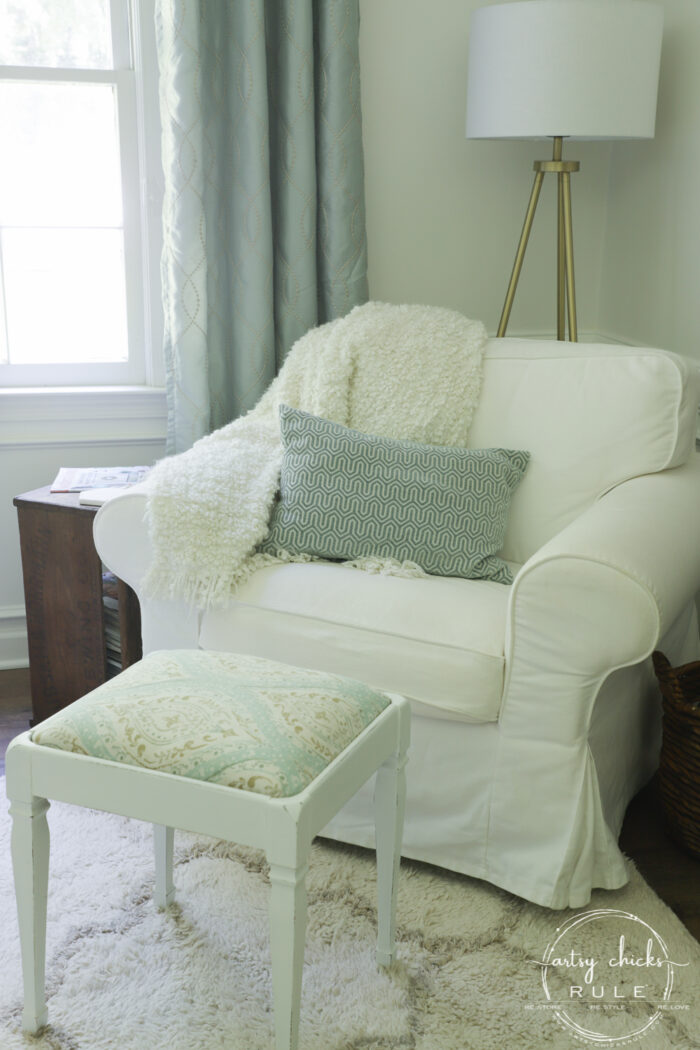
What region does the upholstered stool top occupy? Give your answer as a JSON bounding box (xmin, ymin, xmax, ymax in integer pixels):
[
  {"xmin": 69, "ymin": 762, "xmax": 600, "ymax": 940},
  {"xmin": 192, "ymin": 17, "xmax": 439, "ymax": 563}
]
[{"xmin": 31, "ymin": 650, "xmax": 391, "ymax": 798}]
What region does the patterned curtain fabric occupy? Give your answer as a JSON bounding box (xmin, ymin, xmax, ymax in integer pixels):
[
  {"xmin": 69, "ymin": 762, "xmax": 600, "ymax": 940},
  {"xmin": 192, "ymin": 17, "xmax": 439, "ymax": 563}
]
[{"xmin": 156, "ymin": 0, "xmax": 368, "ymax": 453}]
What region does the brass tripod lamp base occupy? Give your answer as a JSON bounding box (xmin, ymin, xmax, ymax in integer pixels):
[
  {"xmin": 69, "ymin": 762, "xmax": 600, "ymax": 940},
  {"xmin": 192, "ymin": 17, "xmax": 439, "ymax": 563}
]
[{"xmin": 497, "ymin": 136, "xmax": 579, "ymax": 341}]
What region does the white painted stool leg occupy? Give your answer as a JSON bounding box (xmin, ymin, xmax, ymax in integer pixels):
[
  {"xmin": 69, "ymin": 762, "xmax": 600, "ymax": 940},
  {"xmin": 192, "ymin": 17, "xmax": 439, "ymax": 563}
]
[
  {"xmin": 373, "ymin": 741, "xmax": 408, "ymax": 968},
  {"xmin": 268, "ymin": 861, "xmax": 308, "ymax": 1050},
  {"xmin": 153, "ymin": 824, "xmax": 175, "ymax": 908},
  {"xmin": 9, "ymin": 796, "xmax": 51, "ymax": 1033}
]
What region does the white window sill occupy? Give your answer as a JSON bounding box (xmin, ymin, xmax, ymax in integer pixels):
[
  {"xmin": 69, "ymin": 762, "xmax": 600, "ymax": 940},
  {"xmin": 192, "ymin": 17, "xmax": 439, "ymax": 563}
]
[{"xmin": 0, "ymin": 385, "xmax": 167, "ymax": 449}]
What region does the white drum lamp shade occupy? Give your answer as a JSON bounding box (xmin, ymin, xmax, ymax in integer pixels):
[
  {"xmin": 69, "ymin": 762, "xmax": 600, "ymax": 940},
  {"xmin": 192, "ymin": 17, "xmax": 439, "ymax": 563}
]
[
  {"xmin": 466, "ymin": 1, "xmax": 663, "ymax": 141},
  {"xmin": 465, "ymin": 0, "xmax": 663, "ymax": 342}
]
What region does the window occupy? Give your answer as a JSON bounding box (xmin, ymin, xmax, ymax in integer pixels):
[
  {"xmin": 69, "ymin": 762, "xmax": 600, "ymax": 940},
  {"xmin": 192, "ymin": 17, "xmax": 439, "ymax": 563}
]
[{"xmin": 0, "ymin": 0, "xmax": 162, "ymax": 387}]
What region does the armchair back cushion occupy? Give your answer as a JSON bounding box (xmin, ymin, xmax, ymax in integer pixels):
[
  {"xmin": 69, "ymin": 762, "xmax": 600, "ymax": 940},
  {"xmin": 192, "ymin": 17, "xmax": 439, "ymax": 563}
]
[{"xmin": 469, "ymin": 340, "xmax": 700, "ymax": 565}]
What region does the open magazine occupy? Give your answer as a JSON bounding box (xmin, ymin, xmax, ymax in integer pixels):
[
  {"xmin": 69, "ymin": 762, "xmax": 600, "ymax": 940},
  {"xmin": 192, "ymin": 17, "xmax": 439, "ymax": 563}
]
[
  {"xmin": 50, "ymin": 466, "xmax": 151, "ymax": 493},
  {"xmin": 50, "ymin": 467, "xmax": 151, "ymax": 505}
]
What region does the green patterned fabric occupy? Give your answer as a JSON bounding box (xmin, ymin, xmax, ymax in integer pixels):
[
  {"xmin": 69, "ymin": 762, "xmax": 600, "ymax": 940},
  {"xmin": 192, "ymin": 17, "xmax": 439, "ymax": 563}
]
[
  {"xmin": 31, "ymin": 651, "xmax": 390, "ymax": 798},
  {"xmin": 260, "ymin": 406, "xmax": 530, "ymax": 584}
]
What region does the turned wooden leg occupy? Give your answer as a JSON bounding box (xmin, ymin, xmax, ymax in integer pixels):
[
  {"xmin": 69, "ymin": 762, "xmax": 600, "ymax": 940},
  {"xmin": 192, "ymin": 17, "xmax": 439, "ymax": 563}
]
[
  {"xmin": 153, "ymin": 824, "xmax": 175, "ymax": 908},
  {"xmin": 268, "ymin": 861, "xmax": 308, "ymax": 1050},
  {"xmin": 9, "ymin": 795, "xmax": 51, "ymax": 1033}
]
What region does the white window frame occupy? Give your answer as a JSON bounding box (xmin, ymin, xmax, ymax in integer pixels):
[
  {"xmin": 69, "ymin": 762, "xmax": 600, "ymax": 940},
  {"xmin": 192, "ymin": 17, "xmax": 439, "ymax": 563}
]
[{"xmin": 0, "ymin": 0, "xmax": 163, "ymax": 389}]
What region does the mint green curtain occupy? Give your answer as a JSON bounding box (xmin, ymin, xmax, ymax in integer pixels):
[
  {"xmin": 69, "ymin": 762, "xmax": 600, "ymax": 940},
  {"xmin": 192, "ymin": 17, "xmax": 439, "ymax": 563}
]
[{"xmin": 156, "ymin": 0, "xmax": 368, "ymax": 453}]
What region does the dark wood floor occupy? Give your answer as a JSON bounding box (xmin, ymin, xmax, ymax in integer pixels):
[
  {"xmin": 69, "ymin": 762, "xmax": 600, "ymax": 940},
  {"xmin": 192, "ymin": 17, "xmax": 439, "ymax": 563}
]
[
  {"xmin": 0, "ymin": 668, "xmax": 33, "ymax": 771},
  {"xmin": 1, "ymin": 667, "xmax": 698, "ymax": 941},
  {"xmin": 618, "ymin": 777, "xmax": 700, "ymax": 942}
]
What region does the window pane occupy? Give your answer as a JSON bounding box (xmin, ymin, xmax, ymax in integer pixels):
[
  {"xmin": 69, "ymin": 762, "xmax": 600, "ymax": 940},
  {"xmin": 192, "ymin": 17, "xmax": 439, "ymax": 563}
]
[
  {"xmin": 0, "ymin": 82, "xmax": 123, "ymax": 227},
  {"xmin": 0, "ymin": 0, "xmax": 113, "ymax": 69},
  {"xmin": 3, "ymin": 228, "xmax": 129, "ymax": 364}
]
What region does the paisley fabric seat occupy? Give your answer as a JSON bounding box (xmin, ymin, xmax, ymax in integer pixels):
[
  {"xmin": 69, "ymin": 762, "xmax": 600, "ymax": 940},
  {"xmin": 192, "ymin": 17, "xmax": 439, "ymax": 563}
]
[{"xmin": 31, "ymin": 649, "xmax": 391, "ymax": 798}]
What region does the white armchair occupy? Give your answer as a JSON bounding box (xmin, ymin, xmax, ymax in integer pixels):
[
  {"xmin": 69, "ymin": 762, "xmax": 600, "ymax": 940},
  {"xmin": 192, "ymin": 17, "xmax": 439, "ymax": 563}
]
[{"xmin": 94, "ymin": 338, "xmax": 700, "ymax": 908}]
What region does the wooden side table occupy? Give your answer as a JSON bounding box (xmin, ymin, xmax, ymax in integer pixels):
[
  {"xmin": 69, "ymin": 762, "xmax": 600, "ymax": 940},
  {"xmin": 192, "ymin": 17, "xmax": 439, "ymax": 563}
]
[{"xmin": 13, "ymin": 487, "xmax": 142, "ymax": 725}]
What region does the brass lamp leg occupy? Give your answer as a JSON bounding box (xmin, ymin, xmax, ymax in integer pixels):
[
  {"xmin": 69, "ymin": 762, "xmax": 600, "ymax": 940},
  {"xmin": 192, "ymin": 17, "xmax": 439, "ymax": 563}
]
[
  {"xmin": 557, "ymin": 174, "xmax": 566, "ymax": 340},
  {"xmin": 561, "ymin": 171, "xmax": 577, "ymax": 342},
  {"xmin": 497, "ymin": 135, "xmax": 579, "ymax": 341},
  {"xmin": 554, "ymin": 136, "xmax": 566, "ymax": 341},
  {"xmin": 497, "ymin": 169, "xmax": 545, "ymax": 338}
]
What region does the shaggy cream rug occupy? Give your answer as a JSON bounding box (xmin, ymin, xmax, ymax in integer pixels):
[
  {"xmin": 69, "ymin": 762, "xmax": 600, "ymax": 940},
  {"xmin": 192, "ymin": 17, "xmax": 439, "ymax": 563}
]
[{"xmin": 0, "ymin": 790, "xmax": 698, "ymax": 1050}]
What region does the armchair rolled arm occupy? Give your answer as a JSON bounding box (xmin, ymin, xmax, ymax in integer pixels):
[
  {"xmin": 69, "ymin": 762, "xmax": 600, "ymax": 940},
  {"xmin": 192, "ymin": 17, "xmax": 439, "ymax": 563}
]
[
  {"xmin": 93, "ymin": 486, "xmax": 151, "ymax": 594},
  {"xmin": 502, "ymin": 456, "xmax": 700, "ymax": 736},
  {"xmin": 487, "ymin": 458, "xmax": 700, "ymax": 905},
  {"xmin": 93, "ymin": 488, "xmax": 202, "ymax": 653}
]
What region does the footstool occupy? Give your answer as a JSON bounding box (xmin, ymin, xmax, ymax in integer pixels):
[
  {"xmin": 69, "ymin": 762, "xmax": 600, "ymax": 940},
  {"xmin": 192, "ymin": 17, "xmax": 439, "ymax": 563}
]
[{"xmin": 6, "ymin": 650, "xmax": 410, "ymax": 1050}]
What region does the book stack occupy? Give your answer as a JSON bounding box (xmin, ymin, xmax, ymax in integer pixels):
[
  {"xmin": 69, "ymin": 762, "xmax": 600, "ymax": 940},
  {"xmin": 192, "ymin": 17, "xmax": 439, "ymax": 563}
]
[{"xmin": 102, "ymin": 572, "xmax": 122, "ymax": 679}]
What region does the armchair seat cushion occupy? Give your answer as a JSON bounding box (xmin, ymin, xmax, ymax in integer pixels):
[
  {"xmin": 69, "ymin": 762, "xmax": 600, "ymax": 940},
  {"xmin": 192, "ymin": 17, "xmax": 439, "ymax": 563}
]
[{"xmin": 199, "ymin": 562, "xmax": 516, "ymax": 722}]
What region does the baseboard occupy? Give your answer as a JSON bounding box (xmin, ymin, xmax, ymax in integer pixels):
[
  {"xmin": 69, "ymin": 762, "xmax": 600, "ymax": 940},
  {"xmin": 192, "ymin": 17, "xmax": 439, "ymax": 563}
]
[{"xmin": 0, "ymin": 606, "xmax": 28, "ymax": 670}]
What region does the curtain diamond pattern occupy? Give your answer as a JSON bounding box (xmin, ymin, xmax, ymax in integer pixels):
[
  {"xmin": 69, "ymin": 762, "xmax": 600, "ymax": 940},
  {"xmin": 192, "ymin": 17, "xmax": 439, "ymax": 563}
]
[{"xmin": 156, "ymin": 0, "xmax": 368, "ymax": 452}]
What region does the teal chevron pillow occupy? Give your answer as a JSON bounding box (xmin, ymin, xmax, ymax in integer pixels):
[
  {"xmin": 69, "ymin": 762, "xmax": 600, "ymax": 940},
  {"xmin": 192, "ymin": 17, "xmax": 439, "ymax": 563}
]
[{"xmin": 259, "ymin": 406, "xmax": 530, "ymax": 584}]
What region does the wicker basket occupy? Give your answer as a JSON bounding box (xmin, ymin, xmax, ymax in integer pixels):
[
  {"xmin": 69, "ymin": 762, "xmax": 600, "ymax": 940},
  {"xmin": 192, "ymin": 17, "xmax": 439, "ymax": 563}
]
[{"xmin": 652, "ymin": 651, "xmax": 700, "ymax": 858}]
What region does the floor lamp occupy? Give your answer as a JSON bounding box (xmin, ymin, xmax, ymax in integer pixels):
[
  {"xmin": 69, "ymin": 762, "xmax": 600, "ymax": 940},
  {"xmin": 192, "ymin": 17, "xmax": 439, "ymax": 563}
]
[{"xmin": 466, "ymin": 0, "xmax": 663, "ymax": 341}]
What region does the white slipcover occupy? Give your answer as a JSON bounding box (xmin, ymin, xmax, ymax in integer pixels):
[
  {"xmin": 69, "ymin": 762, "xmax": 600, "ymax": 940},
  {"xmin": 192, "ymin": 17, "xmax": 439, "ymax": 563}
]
[
  {"xmin": 199, "ymin": 562, "xmax": 514, "ymax": 723},
  {"xmin": 94, "ymin": 338, "xmax": 700, "ymax": 907}
]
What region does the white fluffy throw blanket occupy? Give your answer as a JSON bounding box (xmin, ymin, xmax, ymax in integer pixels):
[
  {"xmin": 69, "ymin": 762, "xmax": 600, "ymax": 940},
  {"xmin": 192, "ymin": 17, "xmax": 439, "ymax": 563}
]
[{"xmin": 143, "ymin": 302, "xmax": 488, "ymax": 607}]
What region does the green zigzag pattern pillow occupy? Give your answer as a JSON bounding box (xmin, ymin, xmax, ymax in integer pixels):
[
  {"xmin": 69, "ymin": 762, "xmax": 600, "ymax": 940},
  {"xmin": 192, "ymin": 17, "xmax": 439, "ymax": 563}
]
[{"xmin": 260, "ymin": 406, "xmax": 529, "ymax": 584}]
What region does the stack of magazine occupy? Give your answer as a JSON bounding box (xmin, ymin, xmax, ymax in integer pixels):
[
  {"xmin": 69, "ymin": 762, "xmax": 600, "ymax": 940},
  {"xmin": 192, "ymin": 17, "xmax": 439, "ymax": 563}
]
[{"xmin": 102, "ymin": 572, "xmax": 122, "ymax": 679}]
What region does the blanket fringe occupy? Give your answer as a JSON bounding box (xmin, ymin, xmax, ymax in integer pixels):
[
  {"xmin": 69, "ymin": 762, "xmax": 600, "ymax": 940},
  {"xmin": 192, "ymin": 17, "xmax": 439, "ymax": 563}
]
[
  {"xmin": 344, "ymin": 556, "xmax": 429, "ymax": 579},
  {"xmin": 141, "ymin": 555, "xmax": 280, "ymax": 611},
  {"xmin": 143, "ymin": 551, "xmax": 431, "ymax": 609}
]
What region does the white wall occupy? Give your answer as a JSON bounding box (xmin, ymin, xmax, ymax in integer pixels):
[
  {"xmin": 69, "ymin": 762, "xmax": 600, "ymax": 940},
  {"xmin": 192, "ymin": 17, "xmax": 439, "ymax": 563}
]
[
  {"xmin": 359, "ymin": 0, "xmax": 613, "ymax": 339},
  {"xmin": 360, "ymin": 0, "xmax": 700, "ymax": 362},
  {"xmin": 599, "ymin": 0, "xmax": 700, "ymax": 357}
]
